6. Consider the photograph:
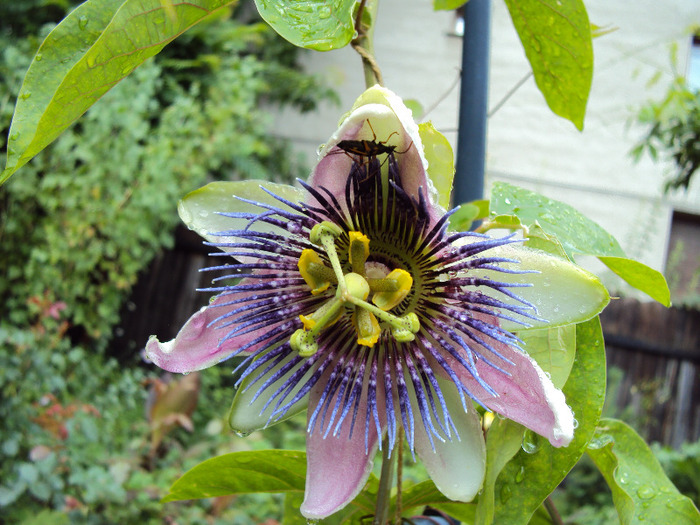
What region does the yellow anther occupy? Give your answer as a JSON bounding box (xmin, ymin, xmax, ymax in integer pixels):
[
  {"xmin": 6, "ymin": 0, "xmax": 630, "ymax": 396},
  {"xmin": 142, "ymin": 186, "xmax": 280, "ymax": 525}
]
[
  {"xmin": 348, "ymin": 231, "xmax": 370, "ymax": 274},
  {"xmin": 298, "ymin": 249, "xmax": 332, "ymax": 295},
  {"xmin": 372, "ymin": 268, "xmax": 413, "ymax": 311},
  {"xmin": 299, "ymin": 314, "xmax": 316, "ymax": 330},
  {"xmin": 354, "ymin": 309, "xmax": 381, "ymax": 347}
]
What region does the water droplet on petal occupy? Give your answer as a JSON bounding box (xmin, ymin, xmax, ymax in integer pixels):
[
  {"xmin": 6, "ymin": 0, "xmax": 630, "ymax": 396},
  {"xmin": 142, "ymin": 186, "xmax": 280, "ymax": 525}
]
[{"xmin": 234, "ymin": 429, "xmax": 251, "ymax": 438}]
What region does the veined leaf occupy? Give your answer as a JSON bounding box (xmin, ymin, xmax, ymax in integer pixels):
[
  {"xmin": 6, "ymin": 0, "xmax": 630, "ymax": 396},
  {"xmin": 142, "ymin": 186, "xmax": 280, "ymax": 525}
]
[
  {"xmin": 2, "ymin": 0, "xmax": 237, "ymax": 185},
  {"xmin": 503, "ymin": 0, "xmax": 593, "ymax": 130},
  {"xmin": 587, "ymin": 419, "xmax": 700, "ymax": 525},
  {"xmin": 491, "ymin": 318, "xmax": 606, "ymax": 525},
  {"xmin": 254, "ymin": 0, "xmax": 356, "ymax": 51}
]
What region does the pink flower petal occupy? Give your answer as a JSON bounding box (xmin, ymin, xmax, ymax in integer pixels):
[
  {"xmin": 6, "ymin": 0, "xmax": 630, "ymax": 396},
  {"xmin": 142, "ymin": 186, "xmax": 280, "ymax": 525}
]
[
  {"xmin": 445, "ymin": 314, "xmax": 574, "ymax": 447},
  {"xmin": 300, "ymin": 381, "xmax": 381, "ymax": 519},
  {"xmin": 145, "ymin": 279, "xmax": 282, "ymax": 374}
]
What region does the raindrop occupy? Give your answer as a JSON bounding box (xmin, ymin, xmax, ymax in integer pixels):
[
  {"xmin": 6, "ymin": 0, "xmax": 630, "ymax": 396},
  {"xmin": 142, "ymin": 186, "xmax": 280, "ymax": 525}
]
[
  {"xmin": 121, "ymin": 66, "xmax": 133, "ymax": 76},
  {"xmin": 504, "ymin": 198, "xmax": 511, "ymax": 205},
  {"xmin": 198, "ymin": 210, "xmax": 209, "ymax": 219},
  {"xmin": 78, "ymin": 15, "xmax": 88, "ymax": 30},
  {"xmin": 19, "ymin": 92, "xmax": 31, "ymax": 100},
  {"xmin": 318, "ymin": 5, "xmax": 331, "ymax": 19},
  {"xmin": 586, "ymin": 434, "xmax": 612, "ymax": 450},
  {"xmin": 572, "ymin": 418, "xmax": 579, "ymax": 429},
  {"xmin": 619, "ymin": 471, "xmax": 629, "ymax": 484},
  {"xmin": 9, "ymin": 132, "xmax": 19, "ymax": 141},
  {"xmin": 35, "ymin": 53, "xmax": 43, "ymax": 62},
  {"xmin": 515, "ymin": 465, "xmax": 525, "ymax": 483},
  {"xmin": 86, "ymin": 55, "xmax": 96, "ymax": 68},
  {"xmin": 307, "ymin": 520, "xmax": 319, "ymax": 525},
  {"xmin": 521, "ymin": 429, "xmax": 541, "ymax": 454},
  {"xmin": 234, "ymin": 429, "xmax": 252, "ymax": 438},
  {"xmin": 637, "ymin": 486, "xmax": 655, "ymax": 500}
]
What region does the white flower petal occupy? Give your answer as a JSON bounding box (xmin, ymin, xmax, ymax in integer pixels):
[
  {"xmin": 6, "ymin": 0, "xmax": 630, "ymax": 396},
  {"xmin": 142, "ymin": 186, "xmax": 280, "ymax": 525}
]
[{"xmin": 414, "ymin": 379, "xmax": 486, "ymax": 501}]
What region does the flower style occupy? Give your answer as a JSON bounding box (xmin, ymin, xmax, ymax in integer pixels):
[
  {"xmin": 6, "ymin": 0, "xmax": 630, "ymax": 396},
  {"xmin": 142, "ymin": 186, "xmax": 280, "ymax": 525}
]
[{"xmin": 146, "ymin": 87, "xmax": 610, "ymax": 519}]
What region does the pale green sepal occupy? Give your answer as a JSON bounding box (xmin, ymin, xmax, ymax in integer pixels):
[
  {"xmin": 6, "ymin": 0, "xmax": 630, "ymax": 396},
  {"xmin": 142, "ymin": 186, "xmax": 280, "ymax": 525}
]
[
  {"xmin": 465, "ymin": 243, "xmax": 610, "ymax": 331},
  {"xmin": 178, "ymin": 180, "xmax": 304, "ymax": 249},
  {"xmin": 228, "ymin": 353, "xmax": 310, "ymax": 434},
  {"xmin": 418, "ymin": 122, "xmax": 454, "ymax": 211},
  {"xmin": 598, "ymin": 256, "xmax": 671, "ymax": 307}
]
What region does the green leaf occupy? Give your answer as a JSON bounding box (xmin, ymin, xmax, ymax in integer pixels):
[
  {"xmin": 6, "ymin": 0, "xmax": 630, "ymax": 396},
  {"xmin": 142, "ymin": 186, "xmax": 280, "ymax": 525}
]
[
  {"xmin": 2, "ymin": 0, "xmax": 238, "ymax": 185},
  {"xmin": 254, "ymin": 0, "xmax": 356, "ymax": 51},
  {"xmin": 520, "ymin": 324, "xmax": 576, "ymax": 388},
  {"xmin": 433, "ymin": 0, "xmax": 468, "ymax": 10},
  {"xmin": 598, "ymin": 256, "xmax": 671, "ymax": 306},
  {"xmin": 491, "ymin": 182, "xmax": 625, "ymax": 260},
  {"xmin": 491, "ymin": 318, "xmax": 606, "ymax": 525},
  {"xmin": 162, "ymin": 449, "xmax": 306, "ymax": 502},
  {"xmin": 448, "ymin": 200, "xmax": 489, "ymax": 232},
  {"xmin": 391, "ymin": 480, "xmax": 453, "ymax": 514},
  {"xmin": 587, "ymin": 418, "xmax": 700, "ymax": 525},
  {"xmin": 418, "ymin": 122, "xmax": 455, "ymax": 211},
  {"xmin": 476, "ymin": 418, "xmax": 526, "ymax": 525},
  {"xmin": 503, "ymin": 0, "xmax": 593, "ymax": 129}
]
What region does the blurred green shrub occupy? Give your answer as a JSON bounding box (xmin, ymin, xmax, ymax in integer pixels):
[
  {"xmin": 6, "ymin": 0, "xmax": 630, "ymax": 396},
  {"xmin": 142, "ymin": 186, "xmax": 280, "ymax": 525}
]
[{"xmin": 0, "ymin": 3, "xmax": 337, "ymax": 340}]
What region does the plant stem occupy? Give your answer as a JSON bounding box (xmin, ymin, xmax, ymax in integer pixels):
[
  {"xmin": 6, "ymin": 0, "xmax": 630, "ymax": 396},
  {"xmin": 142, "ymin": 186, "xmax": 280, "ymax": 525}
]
[
  {"xmin": 394, "ymin": 437, "xmax": 403, "ymax": 524},
  {"xmin": 544, "ymin": 495, "xmax": 564, "ymax": 525},
  {"xmin": 352, "ymin": 0, "xmax": 383, "ymax": 87},
  {"xmin": 374, "ymin": 434, "xmax": 395, "ymax": 525}
]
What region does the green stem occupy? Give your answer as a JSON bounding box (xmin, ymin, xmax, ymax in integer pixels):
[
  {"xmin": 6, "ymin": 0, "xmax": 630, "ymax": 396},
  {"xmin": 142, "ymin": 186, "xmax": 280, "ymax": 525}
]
[
  {"xmin": 544, "ymin": 495, "xmax": 564, "ymax": 525},
  {"xmin": 394, "ymin": 436, "xmax": 403, "ymax": 524},
  {"xmin": 374, "ymin": 434, "xmax": 395, "ymax": 525},
  {"xmin": 352, "ymin": 0, "xmax": 383, "ymax": 87}
]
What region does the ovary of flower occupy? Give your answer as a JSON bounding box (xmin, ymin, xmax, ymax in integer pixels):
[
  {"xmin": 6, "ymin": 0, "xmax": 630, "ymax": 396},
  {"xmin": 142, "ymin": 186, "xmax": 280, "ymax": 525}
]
[{"xmin": 292, "ymin": 221, "xmax": 419, "ymax": 354}]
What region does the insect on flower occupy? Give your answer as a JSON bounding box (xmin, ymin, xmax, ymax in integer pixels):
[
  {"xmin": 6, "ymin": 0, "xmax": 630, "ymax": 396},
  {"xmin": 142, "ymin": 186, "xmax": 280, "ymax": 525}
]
[{"xmin": 146, "ymin": 86, "xmax": 610, "ymax": 520}]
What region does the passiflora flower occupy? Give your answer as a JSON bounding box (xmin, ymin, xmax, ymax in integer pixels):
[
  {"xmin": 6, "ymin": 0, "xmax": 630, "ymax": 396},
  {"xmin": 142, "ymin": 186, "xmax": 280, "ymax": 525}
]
[{"xmin": 146, "ymin": 86, "xmax": 609, "ymax": 519}]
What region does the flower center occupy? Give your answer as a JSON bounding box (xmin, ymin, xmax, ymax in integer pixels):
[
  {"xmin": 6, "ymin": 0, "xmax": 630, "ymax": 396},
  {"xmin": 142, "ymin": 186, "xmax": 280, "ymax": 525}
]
[{"xmin": 290, "ymin": 221, "xmax": 420, "ymax": 356}]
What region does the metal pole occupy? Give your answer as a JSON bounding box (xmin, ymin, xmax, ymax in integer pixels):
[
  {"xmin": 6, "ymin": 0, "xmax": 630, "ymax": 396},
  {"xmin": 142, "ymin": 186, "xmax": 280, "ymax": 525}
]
[{"xmin": 453, "ymin": 0, "xmax": 491, "ymax": 206}]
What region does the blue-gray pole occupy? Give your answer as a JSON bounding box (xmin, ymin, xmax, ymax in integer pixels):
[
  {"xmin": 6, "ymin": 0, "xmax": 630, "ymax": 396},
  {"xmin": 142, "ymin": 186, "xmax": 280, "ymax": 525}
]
[{"xmin": 453, "ymin": 0, "xmax": 491, "ymax": 206}]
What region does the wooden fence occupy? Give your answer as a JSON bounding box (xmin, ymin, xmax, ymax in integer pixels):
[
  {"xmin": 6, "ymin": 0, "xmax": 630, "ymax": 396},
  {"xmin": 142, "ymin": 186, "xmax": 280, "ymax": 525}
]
[{"xmin": 112, "ymin": 228, "xmax": 700, "ymax": 448}]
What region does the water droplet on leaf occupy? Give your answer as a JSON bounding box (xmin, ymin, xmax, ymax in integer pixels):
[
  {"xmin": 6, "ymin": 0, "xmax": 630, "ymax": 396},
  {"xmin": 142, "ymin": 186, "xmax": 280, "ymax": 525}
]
[
  {"xmin": 20, "ymin": 92, "xmax": 31, "ymax": 100},
  {"xmin": 637, "ymin": 486, "xmax": 655, "ymax": 500},
  {"xmin": 78, "ymin": 15, "xmax": 88, "ymax": 29},
  {"xmin": 515, "ymin": 465, "xmax": 525, "ymax": 483},
  {"xmin": 521, "ymin": 429, "xmax": 541, "ymax": 454},
  {"xmin": 35, "ymin": 53, "xmax": 42, "ymax": 61},
  {"xmin": 500, "ymin": 484, "xmax": 512, "ymax": 503}
]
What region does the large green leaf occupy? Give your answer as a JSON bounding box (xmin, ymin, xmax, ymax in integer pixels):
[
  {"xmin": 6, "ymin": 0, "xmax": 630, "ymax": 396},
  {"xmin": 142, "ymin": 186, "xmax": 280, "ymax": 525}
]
[
  {"xmin": 162, "ymin": 449, "xmax": 307, "ymax": 502},
  {"xmin": 490, "ymin": 183, "xmax": 671, "ymax": 305},
  {"xmin": 587, "ymin": 419, "xmax": 700, "ymax": 525},
  {"xmin": 491, "ymin": 182, "xmax": 624, "ymax": 259},
  {"xmin": 491, "ymin": 318, "xmax": 606, "ymax": 525},
  {"xmin": 598, "ymin": 256, "xmax": 671, "ymax": 307},
  {"xmin": 503, "ymin": 0, "xmax": 593, "ymax": 130},
  {"xmin": 2, "ymin": 0, "xmax": 237, "ymax": 185},
  {"xmin": 254, "ymin": 0, "xmax": 356, "ymax": 51}
]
